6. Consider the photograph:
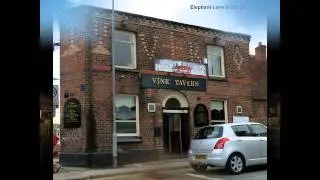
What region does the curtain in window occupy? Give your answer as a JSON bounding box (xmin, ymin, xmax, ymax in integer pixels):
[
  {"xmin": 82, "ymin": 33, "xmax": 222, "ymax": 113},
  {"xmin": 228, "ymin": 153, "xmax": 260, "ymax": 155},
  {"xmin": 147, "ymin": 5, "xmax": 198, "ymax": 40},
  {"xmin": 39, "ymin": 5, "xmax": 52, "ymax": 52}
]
[
  {"xmin": 210, "ymin": 101, "xmax": 225, "ymax": 122},
  {"xmin": 115, "ymin": 95, "xmax": 137, "ymax": 134},
  {"xmin": 115, "ymin": 31, "xmax": 136, "ymax": 68},
  {"xmin": 207, "ymin": 46, "xmax": 222, "ymax": 76},
  {"xmin": 211, "ymin": 101, "xmax": 224, "ymax": 111},
  {"xmin": 212, "ymin": 56, "xmax": 221, "ymax": 76}
]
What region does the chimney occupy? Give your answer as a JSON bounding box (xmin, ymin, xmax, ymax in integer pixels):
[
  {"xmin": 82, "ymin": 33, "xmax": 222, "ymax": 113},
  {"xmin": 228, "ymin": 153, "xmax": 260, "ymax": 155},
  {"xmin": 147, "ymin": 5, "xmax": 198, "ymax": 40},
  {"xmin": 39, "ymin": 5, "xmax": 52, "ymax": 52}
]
[{"xmin": 255, "ymin": 42, "xmax": 266, "ymax": 60}]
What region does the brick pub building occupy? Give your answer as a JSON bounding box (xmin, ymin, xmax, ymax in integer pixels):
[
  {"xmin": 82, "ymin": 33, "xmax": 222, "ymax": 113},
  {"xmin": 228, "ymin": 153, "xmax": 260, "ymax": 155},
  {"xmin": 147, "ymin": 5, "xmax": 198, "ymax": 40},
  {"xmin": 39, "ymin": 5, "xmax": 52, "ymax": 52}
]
[{"xmin": 59, "ymin": 5, "xmax": 267, "ymax": 166}]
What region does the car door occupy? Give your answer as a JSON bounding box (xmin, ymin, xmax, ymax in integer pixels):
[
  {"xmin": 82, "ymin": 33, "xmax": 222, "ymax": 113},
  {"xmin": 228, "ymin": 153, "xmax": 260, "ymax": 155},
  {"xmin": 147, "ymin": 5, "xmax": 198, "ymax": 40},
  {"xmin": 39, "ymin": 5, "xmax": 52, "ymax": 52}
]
[
  {"xmin": 249, "ymin": 124, "xmax": 267, "ymax": 164},
  {"xmin": 231, "ymin": 125, "xmax": 260, "ymax": 165}
]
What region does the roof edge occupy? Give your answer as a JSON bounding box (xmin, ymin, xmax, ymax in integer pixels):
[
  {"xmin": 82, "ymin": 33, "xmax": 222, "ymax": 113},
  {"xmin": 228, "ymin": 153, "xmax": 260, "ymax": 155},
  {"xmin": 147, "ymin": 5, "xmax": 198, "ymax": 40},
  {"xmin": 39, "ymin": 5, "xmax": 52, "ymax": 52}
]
[{"xmin": 69, "ymin": 5, "xmax": 251, "ymax": 41}]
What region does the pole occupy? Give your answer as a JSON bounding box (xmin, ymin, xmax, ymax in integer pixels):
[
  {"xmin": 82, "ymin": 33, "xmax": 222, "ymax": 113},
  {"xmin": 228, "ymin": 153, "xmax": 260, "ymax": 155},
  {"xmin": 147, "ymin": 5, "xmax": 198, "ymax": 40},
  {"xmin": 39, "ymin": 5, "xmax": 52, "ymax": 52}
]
[
  {"xmin": 153, "ymin": 112, "xmax": 156, "ymax": 150},
  {"xmin": 111, "ymin": 0, "xmax": 118, "ymax": 168},
  {"xmin": 179, "ymin": 115, "xmax": 182, "ymax": 157}
]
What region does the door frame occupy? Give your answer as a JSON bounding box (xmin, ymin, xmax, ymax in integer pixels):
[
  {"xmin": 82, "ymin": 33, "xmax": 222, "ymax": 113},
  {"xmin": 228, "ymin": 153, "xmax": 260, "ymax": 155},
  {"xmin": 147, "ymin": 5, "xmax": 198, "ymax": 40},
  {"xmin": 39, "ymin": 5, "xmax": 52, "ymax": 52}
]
[
  {"xmin": 162, "ymin": 109, "xmax": 190, "ymax": 154},
  {"xmin": 161, "ymin": 92, "xmax": 190, "ymax": 154}
]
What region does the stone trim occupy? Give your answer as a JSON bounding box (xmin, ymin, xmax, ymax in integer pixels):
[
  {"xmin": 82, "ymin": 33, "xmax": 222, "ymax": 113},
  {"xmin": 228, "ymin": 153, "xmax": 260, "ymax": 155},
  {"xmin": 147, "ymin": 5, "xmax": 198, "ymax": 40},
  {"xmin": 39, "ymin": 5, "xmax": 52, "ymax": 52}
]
[{"xmin": 71, "ymin": 5, "xmax": 251, "ymax": 43}]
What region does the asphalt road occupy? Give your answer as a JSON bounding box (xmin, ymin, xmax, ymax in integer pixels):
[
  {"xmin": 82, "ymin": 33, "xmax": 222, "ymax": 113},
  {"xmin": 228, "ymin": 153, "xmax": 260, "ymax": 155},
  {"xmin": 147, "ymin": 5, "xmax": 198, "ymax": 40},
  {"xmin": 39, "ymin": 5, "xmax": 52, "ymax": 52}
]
[{"xmin": 93, "ymin": 165, "xmax": 267, "ymax": 180}]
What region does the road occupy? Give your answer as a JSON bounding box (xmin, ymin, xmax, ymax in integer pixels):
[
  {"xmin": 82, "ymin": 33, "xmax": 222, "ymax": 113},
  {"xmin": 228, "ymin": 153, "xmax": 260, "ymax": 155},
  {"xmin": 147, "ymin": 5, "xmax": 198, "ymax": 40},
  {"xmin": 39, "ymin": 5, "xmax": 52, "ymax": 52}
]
[{"xmin": 93, "ymin": 165, "xmax": 267, "ymax": 180}]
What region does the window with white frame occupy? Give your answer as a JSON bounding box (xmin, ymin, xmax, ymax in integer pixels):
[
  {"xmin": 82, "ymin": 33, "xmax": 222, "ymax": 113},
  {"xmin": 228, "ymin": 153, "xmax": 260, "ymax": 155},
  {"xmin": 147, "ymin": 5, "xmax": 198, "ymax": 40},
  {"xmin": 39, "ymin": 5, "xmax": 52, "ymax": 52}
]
[
  {"xmin": 115, "ymin": 30, "xmax": 136, "ymax": 69},
  {"xmin": 210, "ymin": 100, "xmax": 228, "ymax": 125},
  {"xmin": 115, "ymin": 94, "xmax": 139, "ymax": 136},
  {"xmin": 207, "ymin": 46, "xmax": 225, "ymax": 77}
]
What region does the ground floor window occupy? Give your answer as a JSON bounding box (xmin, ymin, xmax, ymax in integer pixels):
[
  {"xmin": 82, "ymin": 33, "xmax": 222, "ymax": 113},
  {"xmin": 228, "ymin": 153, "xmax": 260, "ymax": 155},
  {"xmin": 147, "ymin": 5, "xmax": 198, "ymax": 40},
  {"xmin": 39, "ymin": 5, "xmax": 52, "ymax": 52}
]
[
  {"xmin": 210, "ymin": 100, "xmax": 228, "ymax": 125},
  {"xmin": 115, "ymin": 94, "xmax": 140, "ymax": 136},
  {"xmin": 194, "ymin": 104, "xmax": 209, "ymax": 127}
]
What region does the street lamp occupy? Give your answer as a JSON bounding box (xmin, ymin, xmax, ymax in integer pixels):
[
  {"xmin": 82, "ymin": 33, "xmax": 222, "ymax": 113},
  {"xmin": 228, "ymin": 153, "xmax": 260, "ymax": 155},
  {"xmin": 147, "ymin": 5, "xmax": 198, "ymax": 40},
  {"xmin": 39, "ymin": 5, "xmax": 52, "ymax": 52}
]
[{"xmin": 111, "ymin": 0, "xmax": 118, "ymax": 168}]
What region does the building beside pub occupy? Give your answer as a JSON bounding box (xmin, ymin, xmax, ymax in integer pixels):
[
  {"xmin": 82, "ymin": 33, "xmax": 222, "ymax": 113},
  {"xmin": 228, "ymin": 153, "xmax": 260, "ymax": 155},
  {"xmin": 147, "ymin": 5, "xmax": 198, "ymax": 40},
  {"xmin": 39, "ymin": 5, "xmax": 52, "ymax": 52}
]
[
  {"xmin": 59, "ymin": 5, "xmax": 267, "ymax": 166},
  {"xmin": 251, "ymin": 43, "xmax": 267, "ymax": 125}
]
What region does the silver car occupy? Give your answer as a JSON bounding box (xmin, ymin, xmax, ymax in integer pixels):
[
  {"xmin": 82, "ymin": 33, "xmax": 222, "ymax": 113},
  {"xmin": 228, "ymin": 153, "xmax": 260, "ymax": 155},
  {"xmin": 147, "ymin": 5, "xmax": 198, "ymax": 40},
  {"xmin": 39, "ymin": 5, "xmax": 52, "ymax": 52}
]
[{"xmin": 188, "ymin": 122, "xmax": 267, "ymax": 174}]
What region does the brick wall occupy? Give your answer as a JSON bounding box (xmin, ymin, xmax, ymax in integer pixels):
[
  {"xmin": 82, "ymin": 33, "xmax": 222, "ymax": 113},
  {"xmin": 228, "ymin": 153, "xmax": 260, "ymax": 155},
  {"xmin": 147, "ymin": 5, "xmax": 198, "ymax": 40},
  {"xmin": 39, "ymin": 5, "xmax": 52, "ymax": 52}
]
[
  {"xmin": 252, "ymin": 100, "xmax": 267, "ymax": 125},
  {"xmin": 59, "ymin": 10, "xmax": 91, "ymax": 153},
  {"xmin": 60, "ymin": 5, "xmax": 267, "ymax": 153},
  {"xmin": 251, "ymin": 43, "xmax": 267, "ymax": 125}
]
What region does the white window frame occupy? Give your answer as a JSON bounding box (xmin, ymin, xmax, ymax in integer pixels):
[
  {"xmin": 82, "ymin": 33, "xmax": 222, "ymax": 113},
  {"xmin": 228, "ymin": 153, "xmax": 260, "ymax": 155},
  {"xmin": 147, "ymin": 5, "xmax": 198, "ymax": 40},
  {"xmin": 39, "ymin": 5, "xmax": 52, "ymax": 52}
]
[
  {"xmin": 207, "ymin": 45, "xmax": 225, "ymax": 78},
  {"xmin": 210, "ymin": 100, "xmax": 228, "ymax": 124},
  {"xmin": 115, "ymin": 94, "xmax": 140, "ymax": 136},
  {"xmin": 114, "ymin": 30, "xmax": 137, "ymax": 69}
]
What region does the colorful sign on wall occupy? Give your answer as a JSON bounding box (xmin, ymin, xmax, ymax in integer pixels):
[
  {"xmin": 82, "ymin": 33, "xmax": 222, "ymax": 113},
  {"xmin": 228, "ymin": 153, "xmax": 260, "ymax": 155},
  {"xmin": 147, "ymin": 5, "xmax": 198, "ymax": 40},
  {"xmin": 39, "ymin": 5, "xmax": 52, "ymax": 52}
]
[{"xmin": 155, "ymin": 59, "xmax": 207, "ymax": 76}]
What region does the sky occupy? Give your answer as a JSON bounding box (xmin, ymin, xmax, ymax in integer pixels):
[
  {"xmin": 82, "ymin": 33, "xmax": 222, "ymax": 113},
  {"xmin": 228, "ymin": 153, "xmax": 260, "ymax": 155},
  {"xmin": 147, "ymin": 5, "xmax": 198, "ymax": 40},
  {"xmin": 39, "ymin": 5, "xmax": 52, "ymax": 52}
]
[{"xmin": 52, "ymin": 0, "xmax": 279, "ymax": 123}]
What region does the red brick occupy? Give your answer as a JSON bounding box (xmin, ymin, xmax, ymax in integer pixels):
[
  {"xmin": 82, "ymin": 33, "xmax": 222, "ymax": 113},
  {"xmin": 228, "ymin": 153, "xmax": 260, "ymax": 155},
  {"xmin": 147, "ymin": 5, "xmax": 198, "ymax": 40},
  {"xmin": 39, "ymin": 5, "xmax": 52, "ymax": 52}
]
[{"xmin": 60, "ymin": 6, "xmax": 267, "ymax": 153}]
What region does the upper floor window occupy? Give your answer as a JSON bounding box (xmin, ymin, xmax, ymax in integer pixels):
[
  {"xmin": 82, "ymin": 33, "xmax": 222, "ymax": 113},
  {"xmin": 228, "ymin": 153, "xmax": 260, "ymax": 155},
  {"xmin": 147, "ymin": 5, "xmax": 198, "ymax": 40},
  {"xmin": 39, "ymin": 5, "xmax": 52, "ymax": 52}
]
[
  {"xmin": 207, "ymin": 46, "xmax": 225, "ymax": 78},
  {"xmin": 115, "ymin": 30, "xmax": 136, "ymax": 69}
]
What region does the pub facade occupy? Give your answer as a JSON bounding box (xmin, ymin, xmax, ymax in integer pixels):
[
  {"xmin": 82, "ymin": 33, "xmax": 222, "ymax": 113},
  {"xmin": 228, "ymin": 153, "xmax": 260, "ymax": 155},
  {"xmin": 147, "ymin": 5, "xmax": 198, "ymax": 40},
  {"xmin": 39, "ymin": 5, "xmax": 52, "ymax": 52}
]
[{"xmin": 59, "ymin": 5, "xmax": 267, "ymax": 166}]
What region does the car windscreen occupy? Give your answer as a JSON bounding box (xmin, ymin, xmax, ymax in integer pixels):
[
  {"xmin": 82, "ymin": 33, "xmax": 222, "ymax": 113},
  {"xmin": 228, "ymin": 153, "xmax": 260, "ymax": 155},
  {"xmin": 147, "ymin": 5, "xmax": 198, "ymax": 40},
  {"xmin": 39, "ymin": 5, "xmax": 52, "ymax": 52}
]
[{"xmin": 193, "ymin": 126, "xmax": 223, "ymax": 139}]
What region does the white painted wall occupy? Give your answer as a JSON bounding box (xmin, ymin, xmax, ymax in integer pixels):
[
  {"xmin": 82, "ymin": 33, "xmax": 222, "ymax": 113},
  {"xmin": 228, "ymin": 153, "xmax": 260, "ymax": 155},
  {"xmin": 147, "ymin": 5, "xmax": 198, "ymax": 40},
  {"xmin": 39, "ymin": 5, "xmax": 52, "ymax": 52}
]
[{"xmin": 53, "ymin": 108, "xmax": 60, "ymax": 124}]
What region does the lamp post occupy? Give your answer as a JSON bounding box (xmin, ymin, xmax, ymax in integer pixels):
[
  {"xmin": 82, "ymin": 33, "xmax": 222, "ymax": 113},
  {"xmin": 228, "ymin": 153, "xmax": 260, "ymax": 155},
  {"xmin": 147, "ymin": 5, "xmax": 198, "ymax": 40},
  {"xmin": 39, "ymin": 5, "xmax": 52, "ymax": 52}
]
[{"xmin": 111, "ymin": 0, "xmax": 118, "ymax": 168}]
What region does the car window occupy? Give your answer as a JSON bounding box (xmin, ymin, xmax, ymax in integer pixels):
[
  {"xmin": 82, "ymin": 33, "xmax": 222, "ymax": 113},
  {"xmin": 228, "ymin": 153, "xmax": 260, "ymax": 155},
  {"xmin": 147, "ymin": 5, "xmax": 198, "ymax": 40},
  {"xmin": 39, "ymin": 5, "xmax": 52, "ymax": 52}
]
[
  {"xmin": 231, "ymin": 125, "xmax": 252, "ymax": 137},
  {"xmin": 193, "ymin": 126, "xmax": 223, "ymax": 139},
  {"xmin": 250, "ymin": 124, "xmax": 267, "ymax": 137}
]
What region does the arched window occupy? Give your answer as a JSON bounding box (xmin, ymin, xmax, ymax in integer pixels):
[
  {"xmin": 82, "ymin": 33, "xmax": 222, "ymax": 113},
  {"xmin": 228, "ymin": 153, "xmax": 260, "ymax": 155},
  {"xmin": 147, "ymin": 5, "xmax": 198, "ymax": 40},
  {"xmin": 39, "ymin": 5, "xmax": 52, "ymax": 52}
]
[
  {"xmin": 194, "ymin": 104, "xmax": 209, "ymax": 127},
  {"xmin": 165, "ymin": 98, "xmax": 181, "ymax": 109}
]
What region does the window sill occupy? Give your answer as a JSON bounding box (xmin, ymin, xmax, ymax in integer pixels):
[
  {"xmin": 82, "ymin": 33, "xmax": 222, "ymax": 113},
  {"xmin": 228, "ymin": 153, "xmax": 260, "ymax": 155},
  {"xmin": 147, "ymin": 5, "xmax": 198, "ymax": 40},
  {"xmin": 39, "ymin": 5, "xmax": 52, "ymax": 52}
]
[
  {"xmin": 115, "ymin": 67, "xmax": 139, "ymax": 73},
  {"xmin": 208, "ymin": 76, "xmax": 227, "ymax": 82},
  {"xmin": 117, "ymin": 136, "xmax": 142, "ymax": 143}
]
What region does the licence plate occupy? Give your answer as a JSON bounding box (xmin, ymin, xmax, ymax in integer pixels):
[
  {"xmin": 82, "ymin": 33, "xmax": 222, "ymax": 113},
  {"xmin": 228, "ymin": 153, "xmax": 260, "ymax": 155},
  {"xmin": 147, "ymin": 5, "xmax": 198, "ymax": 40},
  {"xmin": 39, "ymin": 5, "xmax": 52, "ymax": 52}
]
[{"xmin": 195, "ymin": 155, "xmax": 207, "ymax": 160}]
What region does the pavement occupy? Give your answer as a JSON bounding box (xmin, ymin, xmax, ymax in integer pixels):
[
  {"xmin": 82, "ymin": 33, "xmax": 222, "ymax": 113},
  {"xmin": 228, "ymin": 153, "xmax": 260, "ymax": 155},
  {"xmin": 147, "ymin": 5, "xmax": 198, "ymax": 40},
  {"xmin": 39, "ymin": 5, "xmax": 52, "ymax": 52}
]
[
  {"xmin": 53, "ymin": 158, "xmax": 190, "ymax": 180},
  {"xmin": 53, "ymin": 158, "xmax": 267, "ymax": 180},
  {"xmin": 92, "ymin": 165, "xmax": 267, "ymax": 180}
]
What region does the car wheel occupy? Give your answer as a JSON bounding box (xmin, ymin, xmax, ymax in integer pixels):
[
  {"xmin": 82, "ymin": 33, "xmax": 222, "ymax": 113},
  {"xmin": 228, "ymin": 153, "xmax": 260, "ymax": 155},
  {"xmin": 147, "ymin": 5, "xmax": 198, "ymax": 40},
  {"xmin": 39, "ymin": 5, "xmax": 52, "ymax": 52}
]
[
  {"xmin": 191, "ymin": 164, "xmax": 208, "ymax": 172},
  {"xmin": 226, "ymin": 153, "xmax": 245, "ymax": 175}
]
